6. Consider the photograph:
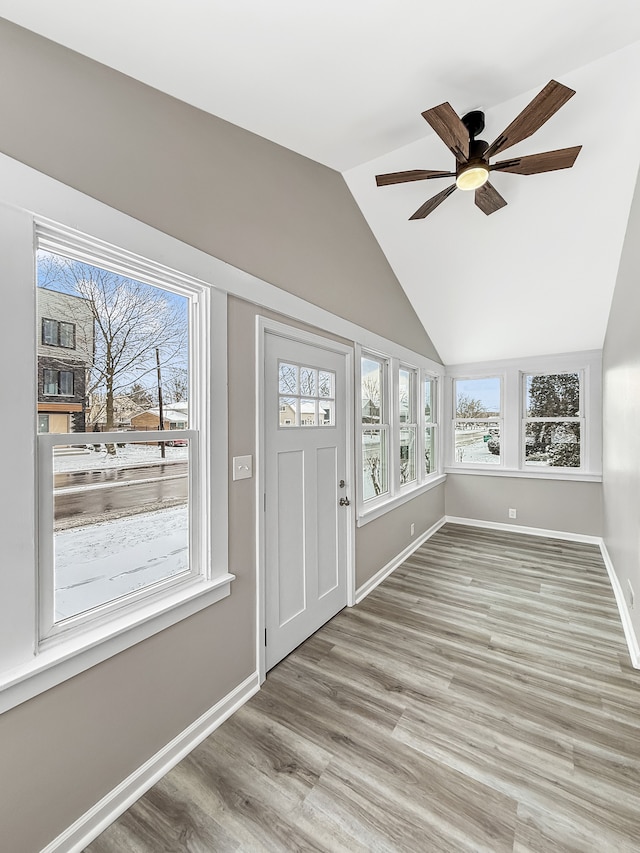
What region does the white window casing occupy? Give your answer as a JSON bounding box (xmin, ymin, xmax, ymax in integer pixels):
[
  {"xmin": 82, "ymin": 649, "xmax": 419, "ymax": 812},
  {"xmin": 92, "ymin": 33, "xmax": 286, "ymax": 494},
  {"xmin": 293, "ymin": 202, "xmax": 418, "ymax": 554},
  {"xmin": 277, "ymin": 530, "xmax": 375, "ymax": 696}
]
[
  {"xmin": 445, "ymin": 352, "xmax": 602, "ymax": 480},
  {"xmin": 357, "ymin": 345, "xmax": 445, "ymax": 525}
]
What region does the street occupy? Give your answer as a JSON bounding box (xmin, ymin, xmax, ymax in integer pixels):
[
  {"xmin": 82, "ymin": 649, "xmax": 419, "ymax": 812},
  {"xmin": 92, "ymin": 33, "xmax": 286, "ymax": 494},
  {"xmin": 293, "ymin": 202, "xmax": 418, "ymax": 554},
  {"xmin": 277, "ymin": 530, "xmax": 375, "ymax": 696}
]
[{"xmin": 54, "ymin": 461, "xmax": 188, "ymax": 527}]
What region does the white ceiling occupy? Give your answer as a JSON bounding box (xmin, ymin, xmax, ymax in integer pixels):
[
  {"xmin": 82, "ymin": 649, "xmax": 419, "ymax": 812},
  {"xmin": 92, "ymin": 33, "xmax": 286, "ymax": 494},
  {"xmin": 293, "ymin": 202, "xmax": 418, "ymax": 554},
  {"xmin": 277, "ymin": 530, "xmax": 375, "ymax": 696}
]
[{"xmin": 1, "ymin": 1, "xmax": 640, "ymax": 363}]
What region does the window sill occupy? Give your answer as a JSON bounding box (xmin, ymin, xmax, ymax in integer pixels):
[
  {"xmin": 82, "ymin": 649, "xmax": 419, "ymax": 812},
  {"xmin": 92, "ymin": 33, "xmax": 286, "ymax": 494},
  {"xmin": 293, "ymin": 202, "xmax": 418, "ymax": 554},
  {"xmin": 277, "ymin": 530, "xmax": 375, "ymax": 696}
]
[
  {"xmin": 357, "ymin": 474, "xmax": 447, "ymax": 526},
  {"xmin": 445, "ymin": 466, "xmax": 602, "ymax": 483},
  {"xmin": 0, "ymin": 572, "xmax": 234, "ymax": 714}
]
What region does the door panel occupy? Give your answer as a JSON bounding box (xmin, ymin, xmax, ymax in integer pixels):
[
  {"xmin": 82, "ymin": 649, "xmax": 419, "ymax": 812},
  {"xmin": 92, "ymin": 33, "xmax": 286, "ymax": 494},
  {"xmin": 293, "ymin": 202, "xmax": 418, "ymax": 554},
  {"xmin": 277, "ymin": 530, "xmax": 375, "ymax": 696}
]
[
  {"xmin": 265, "ymin": 332, "xmax": 349, "ymax": 670},
  {"xmin": 276, "ymin": 450, "xmax": 306, "ymax": 625}
]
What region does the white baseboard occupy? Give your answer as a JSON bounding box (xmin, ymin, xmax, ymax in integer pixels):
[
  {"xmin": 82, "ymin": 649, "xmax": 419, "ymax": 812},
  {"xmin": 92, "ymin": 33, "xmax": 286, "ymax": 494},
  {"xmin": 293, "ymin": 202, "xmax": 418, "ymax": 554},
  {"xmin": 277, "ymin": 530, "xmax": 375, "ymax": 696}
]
[
  {"xmin": 599, "ymin": 542, "xmax": 640, "ymax": 670},
  {"xmin": 444, "ymin": 515, "xmax": 602, "ymax": 545},
  {"xmin": 355, "ymin": 516, "xmax": 446, "ymax": 604},
  {"xmin": 43, "ymin": 671, "xmax": 260, "ymax": 853}
]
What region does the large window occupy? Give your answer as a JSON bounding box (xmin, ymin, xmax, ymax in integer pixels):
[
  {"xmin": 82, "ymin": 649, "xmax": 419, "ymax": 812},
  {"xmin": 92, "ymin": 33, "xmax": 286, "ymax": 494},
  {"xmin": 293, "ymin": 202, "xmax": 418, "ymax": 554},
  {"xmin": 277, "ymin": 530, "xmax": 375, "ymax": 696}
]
[
  {"xmin": 399, "ymin": 366, "xmax": 417, "ymax": 486},
  {"xmin": 33, "ymin": 229, "xmax": 228, "ymax": 646},
  {"xmin": 523, "ymin": 372, "xmax": 582, "ymax": 468},
  {"xmin": 360, "ymin": 350, "xmax": 440, "ymax": 516},
  {"xmin": 361, "ymin": 354, "xmax": 389, "ymax": 500},
  {"xmin": 453, "ymin": 377, "xmax": 502, "ymax": 465},
  {"xmin": 446, "ymin": 354, "xmax": 600, "ymax": 477},
  {"xmin": 424, "ymin": 376, "xmax": 436, "ymax": 475}
]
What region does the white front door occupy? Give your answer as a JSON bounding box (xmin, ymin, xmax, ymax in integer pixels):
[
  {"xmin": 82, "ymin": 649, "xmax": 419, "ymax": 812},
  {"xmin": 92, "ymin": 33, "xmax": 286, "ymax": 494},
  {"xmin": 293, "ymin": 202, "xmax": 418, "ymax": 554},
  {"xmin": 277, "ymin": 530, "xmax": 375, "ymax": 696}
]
[{"xmin": 264, "ymin": 330, "xmax": 350, "ymax": 671}]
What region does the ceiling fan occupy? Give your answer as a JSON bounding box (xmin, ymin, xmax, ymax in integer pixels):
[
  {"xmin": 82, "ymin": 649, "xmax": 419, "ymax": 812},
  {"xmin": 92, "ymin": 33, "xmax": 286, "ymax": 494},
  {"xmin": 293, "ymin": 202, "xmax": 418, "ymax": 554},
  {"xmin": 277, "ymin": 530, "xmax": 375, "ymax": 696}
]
[{"xmin": 376, "ymin": 80, "xmax": 582, "ymax": 219}]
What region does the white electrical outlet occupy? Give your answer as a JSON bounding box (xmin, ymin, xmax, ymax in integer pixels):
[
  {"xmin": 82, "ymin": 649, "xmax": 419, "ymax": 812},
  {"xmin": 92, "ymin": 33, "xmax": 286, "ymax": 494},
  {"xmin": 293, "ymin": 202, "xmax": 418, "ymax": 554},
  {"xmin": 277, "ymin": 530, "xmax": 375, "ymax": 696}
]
[
  {"xmin": 508, "ymin": 508, "xmax": 517, "ymax": 519},
  {"xmin": 410, "ymin": 523, "xmax": 415, "ymax": 536},
  {"xmin": 628, "ymin": 579, "xmax": 635, "ymax": 609}
]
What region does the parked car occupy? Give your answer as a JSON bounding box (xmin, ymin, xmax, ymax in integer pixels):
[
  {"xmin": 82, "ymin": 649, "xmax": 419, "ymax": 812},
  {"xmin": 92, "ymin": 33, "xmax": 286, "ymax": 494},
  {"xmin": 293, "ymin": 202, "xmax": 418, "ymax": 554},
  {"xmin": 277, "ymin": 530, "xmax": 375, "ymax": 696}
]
[{"xmin": 165, "ymin": 437, "xmax": 188, "ymax": 447}]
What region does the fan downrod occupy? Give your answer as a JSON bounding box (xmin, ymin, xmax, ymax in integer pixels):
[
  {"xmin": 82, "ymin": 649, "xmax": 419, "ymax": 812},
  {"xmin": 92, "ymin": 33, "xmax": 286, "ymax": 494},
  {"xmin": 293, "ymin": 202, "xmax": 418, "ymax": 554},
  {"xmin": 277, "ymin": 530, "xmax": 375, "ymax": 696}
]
[{"xmin": 461, "ymin": 110, "xmax": 485, "ymax": 140}]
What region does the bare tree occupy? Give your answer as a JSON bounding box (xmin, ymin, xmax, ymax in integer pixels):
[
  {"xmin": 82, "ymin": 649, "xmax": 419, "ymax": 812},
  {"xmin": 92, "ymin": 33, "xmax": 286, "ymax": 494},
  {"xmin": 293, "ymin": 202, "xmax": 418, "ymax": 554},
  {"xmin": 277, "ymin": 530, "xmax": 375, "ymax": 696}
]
[
  {"xmin": 456, "ymin": 392, "xmax": 488, "ymax": 419},
  {"xmin": 163, "ymin": 368, "xmax": 189, "ymax": 405},
  {"xmin": 38, "ymin": 251, "xmax": 188, "ymax": 453}
]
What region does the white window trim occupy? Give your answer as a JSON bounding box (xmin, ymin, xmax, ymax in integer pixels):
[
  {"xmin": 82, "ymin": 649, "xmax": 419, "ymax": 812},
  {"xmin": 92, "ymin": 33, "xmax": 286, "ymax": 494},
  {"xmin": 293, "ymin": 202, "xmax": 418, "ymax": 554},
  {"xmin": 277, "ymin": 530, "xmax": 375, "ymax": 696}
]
[
  {"xmin": 0, "ymin": 211, "xmax": 232, "ymax": 714},
  {"xmin": 445, "ymin": 351, "xmax": 602, "ymax": 479},
  {"xmin": 450, "ymin": 373, "xmax": 505, "ymax": 470},
  {"xmin": 357, "ymin": 344, "xmax": 444, "ymax": 525}
]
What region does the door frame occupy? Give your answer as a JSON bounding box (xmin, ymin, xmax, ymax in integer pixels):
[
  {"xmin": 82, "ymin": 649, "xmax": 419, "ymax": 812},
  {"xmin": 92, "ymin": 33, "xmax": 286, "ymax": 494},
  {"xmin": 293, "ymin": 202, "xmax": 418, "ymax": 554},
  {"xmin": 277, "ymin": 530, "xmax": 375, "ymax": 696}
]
[{"xmin": 256, "ymin": 317, "xmax": 355, "ymax": 683}]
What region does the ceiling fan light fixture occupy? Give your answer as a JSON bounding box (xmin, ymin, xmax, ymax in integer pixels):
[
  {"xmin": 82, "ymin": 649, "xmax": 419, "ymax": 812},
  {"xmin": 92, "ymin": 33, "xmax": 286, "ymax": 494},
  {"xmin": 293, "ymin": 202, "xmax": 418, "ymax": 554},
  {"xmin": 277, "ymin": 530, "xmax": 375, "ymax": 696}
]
[{"xmin": 456, "ymin": 164, "xmax": 489, "ymax": 191}]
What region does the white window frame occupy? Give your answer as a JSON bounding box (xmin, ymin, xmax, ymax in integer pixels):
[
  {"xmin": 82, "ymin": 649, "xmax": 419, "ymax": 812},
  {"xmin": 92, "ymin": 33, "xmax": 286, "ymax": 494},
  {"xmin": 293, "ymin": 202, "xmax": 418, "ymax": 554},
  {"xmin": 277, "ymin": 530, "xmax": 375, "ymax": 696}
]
[
  {"xmin": 34, "ymin": 225, "xmax": 231, "ymax": 648},
  {"xmin": 357, "ymin": 345, "xmax": 444, "ymax": 525},
  {"xmin": 0, "ymin": 207, "xmax": 232, "ymax": 714},
  {"xmin": 521, "ymin": 369, "xmax": 585, "ymax": 472},
  {"xmin": 423, "ymin": 373, "xmax": 437, "ymax": 477},
  {"xmin": 450, "ymin": 374, "xmax": 505, "ymax": 470},
  {"xmin": 445, "ymin": 352, "xmax": 601, "ymax": 480},
  {"xmin": 398, "ymin": 364, "xmax": 418, "ymax": 489},
  {"xmin": 360, "ymin": 350, "xmax": 391, "ymax": 503}
]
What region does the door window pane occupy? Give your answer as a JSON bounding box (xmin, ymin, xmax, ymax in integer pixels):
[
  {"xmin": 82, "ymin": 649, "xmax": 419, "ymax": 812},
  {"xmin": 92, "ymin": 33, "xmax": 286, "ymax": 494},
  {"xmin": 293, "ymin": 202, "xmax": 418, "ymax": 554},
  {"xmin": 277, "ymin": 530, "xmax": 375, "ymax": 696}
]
[
  {"xmin": 299, "ymin": 367, "xmax": 316, "ymax": 396},
  {"xmin": 300, "ymin": 400, "xmax": 317, "ymax": 426},
  {"xmin": 278, "ymin": 363, "xmax": 298, "ymax": 394},
  {"xmin": 278, "ymin": 361, "xmax": 335, "ymax": 429},
  {"xmin": 279, "ymin": 397, "xmax": 297, "ymax": 426},
  {"xmin": 318, "ymin": 371, "xmax": 333, "ymax": 397}
]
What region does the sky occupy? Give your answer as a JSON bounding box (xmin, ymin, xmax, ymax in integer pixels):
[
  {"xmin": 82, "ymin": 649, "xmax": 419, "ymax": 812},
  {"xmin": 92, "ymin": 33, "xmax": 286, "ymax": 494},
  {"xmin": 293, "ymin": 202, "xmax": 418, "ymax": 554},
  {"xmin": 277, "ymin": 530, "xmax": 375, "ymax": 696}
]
[{"xmin": 455, "ymin": 377, "xmax": 501, "ymax": 413}]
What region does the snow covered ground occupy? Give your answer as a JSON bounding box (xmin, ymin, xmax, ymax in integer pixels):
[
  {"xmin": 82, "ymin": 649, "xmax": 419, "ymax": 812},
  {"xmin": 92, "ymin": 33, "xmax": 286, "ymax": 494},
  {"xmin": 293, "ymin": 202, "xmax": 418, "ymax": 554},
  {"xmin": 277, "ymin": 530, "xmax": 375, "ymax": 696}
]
[
  {"xmin": 54, "ymin": 504, "xmax": 189, "ymax": 621},
  {"xmin": 53, "ymin": 441, "xmax": 188, "ymax": 473}
]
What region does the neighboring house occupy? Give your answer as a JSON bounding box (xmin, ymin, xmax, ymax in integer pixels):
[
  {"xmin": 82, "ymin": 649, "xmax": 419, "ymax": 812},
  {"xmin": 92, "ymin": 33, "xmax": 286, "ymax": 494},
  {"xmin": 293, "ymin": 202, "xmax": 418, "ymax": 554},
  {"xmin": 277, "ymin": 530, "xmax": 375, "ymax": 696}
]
[
  {"xmin": 36, "ymin": 288, "xmax": 94, "ymax": 434},
  {"xmin": 87, "ymin": 393, "xmax": 146, "ymax": 429},
  {"xmin": 279, "ymin": 400, "xmax": 331, "ymax": 426},
  {"xmin": 361, "ymin": 398, "xmax": 380, "ymax": 423},
  {"xmin": 130, "ymin": 405, "xmax": 188, "ymax": 430}
]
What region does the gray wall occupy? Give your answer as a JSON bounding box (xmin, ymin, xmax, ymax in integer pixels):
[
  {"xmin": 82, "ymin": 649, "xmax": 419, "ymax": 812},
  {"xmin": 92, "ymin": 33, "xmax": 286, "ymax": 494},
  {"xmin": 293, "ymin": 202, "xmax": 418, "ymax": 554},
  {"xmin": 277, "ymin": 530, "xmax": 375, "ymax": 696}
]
[
  {"xmin": 0, "ymin": 18, "xmax": 439, "ymax": 363},
  {"xmin": 356, "ymin": 487, "xmax": 445, "ymax": 588},
  {"xmin": 445, "ymin": 474, "xmax": 603, "ymax": 537},
  {"xmin": 0, "ymin": 20, "xmax": 444, "ymax": 853},
  {"xmin": 602, "ymin": 166, "xmax": 640, "ymax": 642}
]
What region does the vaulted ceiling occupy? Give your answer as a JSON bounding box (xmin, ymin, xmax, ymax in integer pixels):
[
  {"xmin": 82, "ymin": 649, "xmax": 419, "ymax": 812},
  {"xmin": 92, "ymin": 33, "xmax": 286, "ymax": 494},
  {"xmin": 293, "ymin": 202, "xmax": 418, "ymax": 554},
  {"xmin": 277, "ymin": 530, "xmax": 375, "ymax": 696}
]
[{"xmin": 1, "ymin": 0, "xmax": 640, "ymax": 364}]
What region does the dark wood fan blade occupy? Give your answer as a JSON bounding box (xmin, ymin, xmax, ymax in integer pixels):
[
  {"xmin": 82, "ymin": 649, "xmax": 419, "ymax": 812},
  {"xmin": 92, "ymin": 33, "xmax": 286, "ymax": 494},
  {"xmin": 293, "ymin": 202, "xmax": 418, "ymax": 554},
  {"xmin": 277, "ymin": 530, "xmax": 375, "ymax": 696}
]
[
  {"xmin": 475, "ymin": 182, "xmax": 507, "ymax": 215},
  {"xmin": 376, "ymin": 169, "xmax": 456, "ymax": 186},
  {"xmin": 485, "ymin": 80, "xmax": 576, "ymax": 159},
  {"xmin": 421, "ymin": 103, "xmax": 469, "ymax": 162},
  {"xmin": 491, "ymin": 145, "xmax": 582, "ymax": 175},
  {"xmin": 409, "ymin": 185, "xmax": 457, "ymax": 219}
]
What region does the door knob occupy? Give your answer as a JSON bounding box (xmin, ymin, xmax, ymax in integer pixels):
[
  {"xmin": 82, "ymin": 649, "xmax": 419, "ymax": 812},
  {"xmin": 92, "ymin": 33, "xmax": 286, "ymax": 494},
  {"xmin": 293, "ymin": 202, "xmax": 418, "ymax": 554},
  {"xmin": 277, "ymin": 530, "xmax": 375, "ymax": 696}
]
[{"xmin": 339, "ymin": 496, "xmax": 350, "ymax": 507}]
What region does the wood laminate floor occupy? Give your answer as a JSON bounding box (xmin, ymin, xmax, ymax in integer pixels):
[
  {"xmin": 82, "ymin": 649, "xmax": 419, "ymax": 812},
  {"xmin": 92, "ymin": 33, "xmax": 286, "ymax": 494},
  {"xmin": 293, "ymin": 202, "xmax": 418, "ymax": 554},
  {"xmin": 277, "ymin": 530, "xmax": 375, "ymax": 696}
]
[{"xmin": 86, "ymin": 524, "xmax": 640, "ymax": 852}]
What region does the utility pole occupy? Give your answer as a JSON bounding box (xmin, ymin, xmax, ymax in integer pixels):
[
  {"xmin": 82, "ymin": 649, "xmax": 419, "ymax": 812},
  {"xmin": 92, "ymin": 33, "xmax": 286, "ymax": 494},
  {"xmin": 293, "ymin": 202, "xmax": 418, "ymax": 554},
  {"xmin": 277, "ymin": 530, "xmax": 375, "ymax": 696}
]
[{"xmin": 156, "ymin": 347, "xmax": 165, "ymax": 459}]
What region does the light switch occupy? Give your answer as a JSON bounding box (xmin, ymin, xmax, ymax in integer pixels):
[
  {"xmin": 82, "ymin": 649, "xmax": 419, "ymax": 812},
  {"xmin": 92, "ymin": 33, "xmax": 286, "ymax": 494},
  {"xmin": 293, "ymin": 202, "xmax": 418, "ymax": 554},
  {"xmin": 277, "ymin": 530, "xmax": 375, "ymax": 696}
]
[{"xmin": 233, "ymin": 454, "xmax": 253, "ymax": 481}]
